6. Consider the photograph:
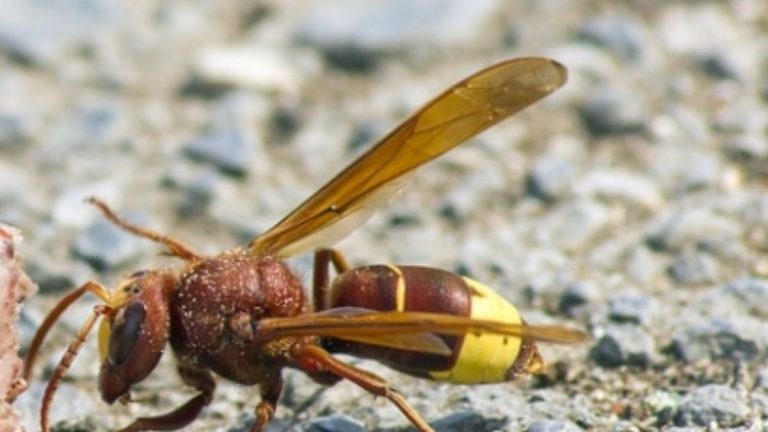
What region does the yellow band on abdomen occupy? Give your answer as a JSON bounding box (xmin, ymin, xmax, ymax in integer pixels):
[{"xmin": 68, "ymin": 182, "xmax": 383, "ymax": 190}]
[
  {"xmin": 429, "ymin": 278, "xmax": 522, "ymax": 383},
  {"xmin": 384, "ymin": 264, "xmax": 406, "ymax": 312}
]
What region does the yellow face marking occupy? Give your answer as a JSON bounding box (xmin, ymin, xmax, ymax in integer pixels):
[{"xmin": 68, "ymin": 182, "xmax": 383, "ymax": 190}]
[
  {"xmin": 429, "ymin": 278, "xmax": 523, "ymax": 383},
  {"xmin": 109, "ymin": 279, "xmax": 138, "ymax": 310},
  {"xmin": 97, "ymin": 317, "xmax": 111, "ymax": 361},
  {"xmin": 384, "ymin": 264, "xmax": 406, "ymax": 312},
  {"xmin": 99, "ymin": 276, "xmax": 140, "ymax": 361}
]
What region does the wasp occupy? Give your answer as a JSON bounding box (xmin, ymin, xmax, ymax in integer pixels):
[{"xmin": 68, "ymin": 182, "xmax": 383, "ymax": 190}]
[{"xmin": 23, "ymin": 57, "xmax": 585, "ymax": 432}]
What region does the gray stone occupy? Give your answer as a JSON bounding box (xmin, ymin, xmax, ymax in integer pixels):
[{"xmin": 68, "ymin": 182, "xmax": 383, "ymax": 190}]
[
  {"xmin": 720, "ymin": 278, "xmax": 768, "ymax": 319},
  {"xmin": 643, "ymin": 390, "xmax": 680, "ymax": 426},
  {"xmin": 725, "ymin": 134, "xmax": 768, "ymax": 161},
  {"xmin": 559, "ymin": 281, "xmax": 600, "ymax": 316},
  {"xmin": 24, "ymin": 256, "xmax": 92, "ymax": 294},
  {"xmin": 525, "ymin": 420, "xmax": 582, "ymax": 432},
  {"xmin": 0, "ymin": 0, "xmax": 121, "ymax": 65},
  {"xmin": 757, "ymin": 363, "xmax": 768, "ymax": 391},
  {"xmin": 15, "ymin": 382, "xmax": 103, "ymax": 431},
  {"xmin": 751, "ymin": 393, "xmax": 768, "ymax": 421},
  {"xmin": 192, "ymin": 46, "xmax": 304, "ymax": 93},
  {"xmin": 577, "ymin": 14, "xmax": 648, "ymax": 61},
  {"xmin": 0, "ymin": 112, "xmax": 32, "ymax": 150},
  {"xmin": 528, "ymin": 389, "xmax": 573, "ymax": 419},
  {"xmin": 608, "ymin": 292, "xmax": 654, "ymax": 325},
  {"xmin": 624, "ymin": 246, "xmax": 665, "ymax": 285},
  {"xmin": 72, "ymin": 215, "xmax": 147, "ymax": 271},
  {"xmin": 610, "ymin": 421, "xmax": 640, "ymax": 432},
  {"xmin": 162, "ymin": 163, "xmax": 221, "ymax": 218},
  {"xmin": 41, "ymin": 102, "xmax": 129, "ymax": 154},
  {"xmin": 50, "ymin": 183, "xmax": 121, "ymax": 229},
  {"xmin": 645, "ymin": 208, "xmax": 742, "ymax": 254},
  {"xmin": 712, "ymin": 100, "xmax": 767, "ymax": 137},
  {"xmin": 575, "ymin": 169, "xmax": 661, "ymax": 208},
  {"xmin": 534, "ymin": 199, "xmax": 612, "ymax": 250},
  {"xmin": 578, "ymin": 87, "xmax": 647, "ymax": 136},
  {"xmin": 302, "ymin": 415, "xmax": 366, "ymax": 432},
  {"xmin": 698, "ymin": 51, "xmax": 747, "ymax": 81},
  {"xmin": 675, "ymin": 385, "xmax": 750, "ymax": 427},
  {"xmin": 526, "ymin": 156, "xmax": 577, "ymax": 201},
  {"xmin": 668, "ymin": 250, "xmax": 719, "ymax": 285},
  {"xmin": 430, "ymin": 410, "xmax": 507, "ymax": 432},
  {"xmin": 590, "ymin": 324, "xmax": 655, "ymax": 368},
  {"xmin": 652, "ymin": 145, "xmax": 723, "ymax": 193},
  {"xmin": 670, "ymin": 318, "xmax": 761, "ymax": 363},
  {"xmin": 183, "ymin": 128, "xmax": 260, "ymax": 177},
  {"xmin": 294, "ymin": 0, "xmax": 503, "ymax": 69}
]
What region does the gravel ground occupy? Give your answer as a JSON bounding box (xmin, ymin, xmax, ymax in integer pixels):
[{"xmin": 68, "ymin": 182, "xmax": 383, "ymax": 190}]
[{"xmin": 3, "ymin": 1, "xmax": 768, "ymax": 431}]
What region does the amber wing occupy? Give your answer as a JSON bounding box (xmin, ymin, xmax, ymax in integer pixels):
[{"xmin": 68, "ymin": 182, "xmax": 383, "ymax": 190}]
[
  {"xmin": 254, "ymin": 308, "xmax": 587, "ymax": 354},
  {"xmin": 249, "ymin": 57, "xmax": 567, "ymax": 257}
]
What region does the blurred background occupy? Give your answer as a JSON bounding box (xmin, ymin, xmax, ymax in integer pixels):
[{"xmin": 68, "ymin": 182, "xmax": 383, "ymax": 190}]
[{"xmin": 2, "ymin": 0, "xmax": 768, "ymax": 430}]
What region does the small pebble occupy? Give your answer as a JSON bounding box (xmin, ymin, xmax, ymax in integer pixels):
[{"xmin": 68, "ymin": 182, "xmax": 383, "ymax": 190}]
[
  {"xmin": 182, "ymin": 128, "xmax": 260, "ymax": 177},
  {"xmin": 643, "ymin": 390, "xmax": 681, "ymax": 425},
  {"xmin": 430, "ymin": 410, "xmax": 507, "ymax": 432},
  {"xmin": 577, "ymin": 13, "xmax": 648, "ymax": 61},
  {"xmin": 645, "ymin": 208, "xmax": 742, "ymax": 254},
  {"xmin": 294, "ymin": 0, "xmax": 504, "ymax": 69},
  {"xmin": 303, "ymin": 415, "xmax": 366, "ymax": 432},
  {"xmin": 670, "ymin": 318, "xmax": 761, "ymax": 363},
  {"xmin": 575, "ymin": 168, "xmax": 661, "ymax": 208},
  {"xmin": 578, "ymin": 87, "xmax": 647, "ymax": 136},
  {"xmin": 668, "ymin": 250, "xmax": 719, "ymax": 285},
  {"xmin": 0, "ymin": 0, "xmax": 120, "ymax": 65},
  {"xmin": 559, "ymin": 281, "xmax": 600, "ymax": 316},
  {"xmin": 624, "ymin": 246, "xmax": 665, "ymax": 285},
  {"xmin": 525, "ymin": 420, "xmax": 582, "ymax": 432},
  {"xmin": 24, "ymin": 256, "xmax": 92, "ymax": 294},
  {"xmin": 0, "ymin": 112, "xmax": 31, "ymax": 149},
  {"xmin": 72, "ymin": 216, "xmax": 147, "ymax": 271},
  {"xmin": 590, "ymin": 324, "xmax": 655, "ymax": 368},
  {"xmin": 608, "ymin": 292, "xmax": 654, "ymax": 325},
  {"xmin": 610, "ymin": 421, "xmax": 640, "ymax": 432},
  {"xmin": 192, "ymin": 46, "xmax": 304, "ymax": 93},
  {"xmin": 675, "ymin": 384, "xmax": 750, "ymax": 427},
  {"xmin": 721, "ymin": 278, "xmax": 768, "ymax": 319},
  {"xmin": 526, "ymin": 156, "xmax": 576, "ymax": 201}
]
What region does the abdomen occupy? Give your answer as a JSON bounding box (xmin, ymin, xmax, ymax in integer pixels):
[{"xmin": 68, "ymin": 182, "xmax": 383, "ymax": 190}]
[{"xmin": 323, "ymin": 265, "xmax": 541, "ymax": 384}]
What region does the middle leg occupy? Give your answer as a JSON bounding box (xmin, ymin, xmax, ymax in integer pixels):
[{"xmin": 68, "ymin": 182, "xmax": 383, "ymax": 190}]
[{"xmin": 249, "ymin": 375, "xmax": 284, "ymax": 432}]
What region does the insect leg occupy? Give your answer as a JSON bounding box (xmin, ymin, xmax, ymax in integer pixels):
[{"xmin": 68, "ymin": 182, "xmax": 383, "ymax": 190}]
[
  {"xmin": 116, "ymin": 364, "xmax": 215, "ymax": 432},
  {"xmin": 249, "ymin": 375, "xmax": 283, "ymax": 432},
  {"xmin": 312, "ymin": 248, "xmax": 352, "ymax": 311},
  {"xmin": 86, "ymin": 196, "xmax": 202, "ymax": 261},
  {"xmin": 41, "ymin": 303, "xmax": 110, "ymax": 432},
  {"xmin": 292, "ymin": 344, "xmax": 434, "ymax": 432}
]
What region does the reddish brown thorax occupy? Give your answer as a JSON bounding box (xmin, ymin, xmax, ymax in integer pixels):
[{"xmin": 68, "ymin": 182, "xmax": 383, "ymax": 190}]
[{"xmin": 170, "ymin": 251, "xmax": 309, "ymax": 384}]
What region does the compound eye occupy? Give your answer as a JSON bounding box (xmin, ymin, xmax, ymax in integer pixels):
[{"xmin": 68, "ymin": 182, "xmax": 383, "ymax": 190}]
[
  {"xmin": 107, "ymin": 302, "xmax": 146, "ymax": 366},
  {"xmin": 129, "ymin": 269, "xmax": 148, "ymax": 279}
]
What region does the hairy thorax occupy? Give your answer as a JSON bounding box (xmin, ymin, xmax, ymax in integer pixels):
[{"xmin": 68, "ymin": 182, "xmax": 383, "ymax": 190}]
[{"xmin": 169, "ymin": 250, "xmax": 308, "ymax": 384}]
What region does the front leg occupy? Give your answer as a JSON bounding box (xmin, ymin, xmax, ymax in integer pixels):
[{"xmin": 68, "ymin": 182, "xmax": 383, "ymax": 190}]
[{"xmin": 117, "ymin": 364, "xmax": 215, "ymax": 432}]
